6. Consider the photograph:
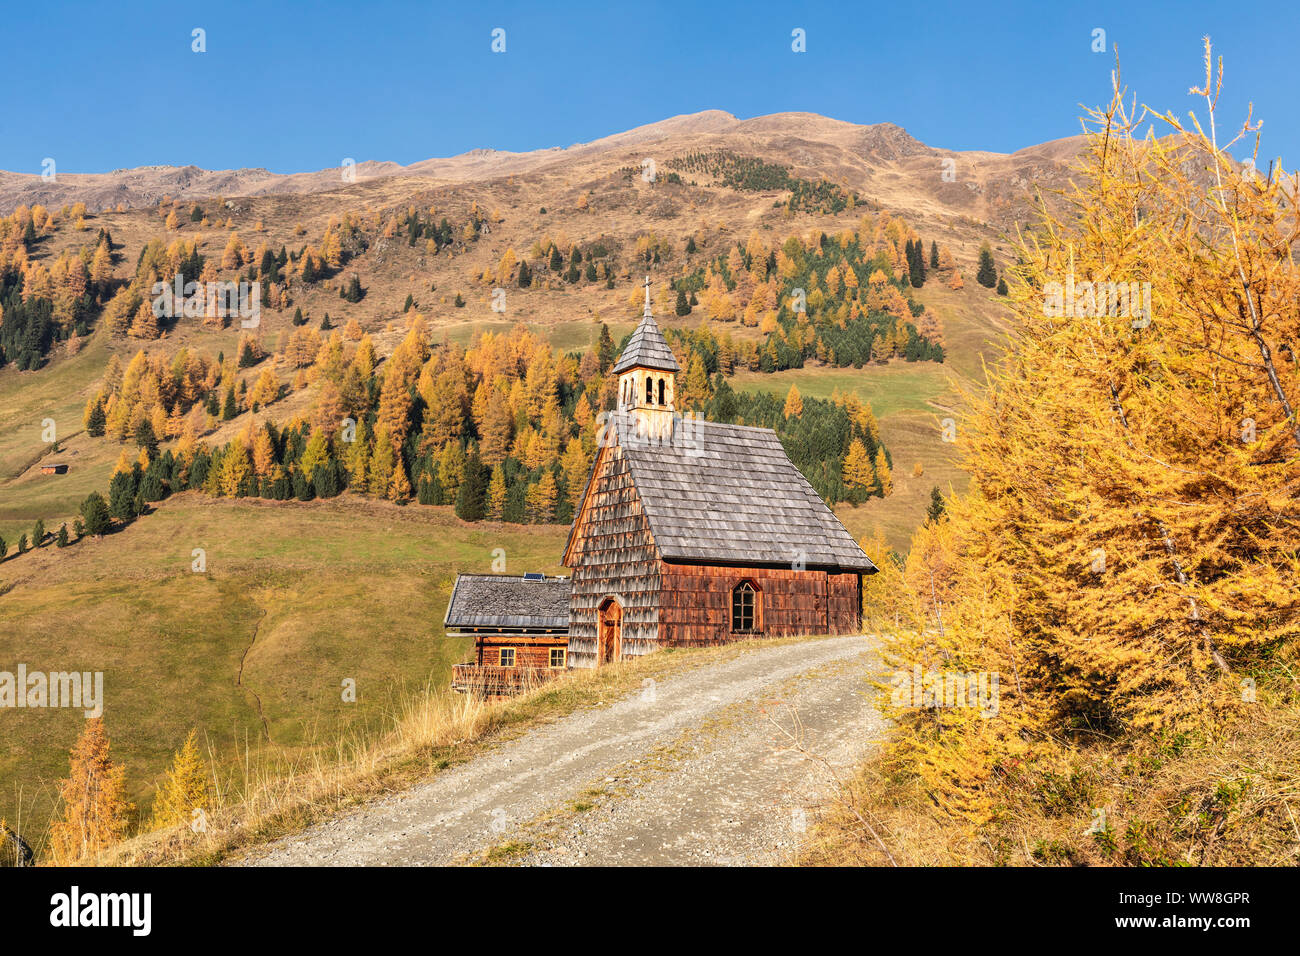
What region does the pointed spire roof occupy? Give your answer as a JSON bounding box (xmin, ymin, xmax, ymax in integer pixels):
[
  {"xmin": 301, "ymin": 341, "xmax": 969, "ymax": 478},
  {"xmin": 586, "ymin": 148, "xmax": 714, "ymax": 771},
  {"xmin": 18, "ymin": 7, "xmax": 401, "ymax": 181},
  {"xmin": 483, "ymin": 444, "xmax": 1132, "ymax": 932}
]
[{"xmin": 613, "ymin": 276, "xmax": 680, "ymax": 374}]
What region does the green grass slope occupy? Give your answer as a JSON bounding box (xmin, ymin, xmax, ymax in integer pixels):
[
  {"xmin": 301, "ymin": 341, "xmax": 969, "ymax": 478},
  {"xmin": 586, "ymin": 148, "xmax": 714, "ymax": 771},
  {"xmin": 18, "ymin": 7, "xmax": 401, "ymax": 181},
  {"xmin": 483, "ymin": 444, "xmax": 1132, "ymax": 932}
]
[{"xmin": 0, "ymin": 492, "xmax": 567, "ymax": 848}]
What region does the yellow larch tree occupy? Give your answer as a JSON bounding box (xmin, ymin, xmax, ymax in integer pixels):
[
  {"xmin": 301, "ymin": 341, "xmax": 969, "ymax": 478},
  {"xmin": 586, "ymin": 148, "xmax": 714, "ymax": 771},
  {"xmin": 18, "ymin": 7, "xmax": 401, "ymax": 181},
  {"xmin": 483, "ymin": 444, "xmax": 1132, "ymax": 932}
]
[
  {"xmin": 49, "ymin": 719, "xmax": 132, "ymax": 864},
  {"xmin": 150, "ymin": 729, "xmax": 209, "ymax": 830}
]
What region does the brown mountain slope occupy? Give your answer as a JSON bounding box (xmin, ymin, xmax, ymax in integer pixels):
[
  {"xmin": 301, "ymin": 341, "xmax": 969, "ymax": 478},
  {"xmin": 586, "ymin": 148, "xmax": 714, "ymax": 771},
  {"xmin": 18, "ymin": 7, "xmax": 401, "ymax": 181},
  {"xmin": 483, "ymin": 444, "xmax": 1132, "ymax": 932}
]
[
  {"xmin": 3, "ymin": 108, "xmax": 1064, "ymax": 556},
  {"xmin": 0, "ymin": 110, "xmax": 1083, "ymax": 238}
]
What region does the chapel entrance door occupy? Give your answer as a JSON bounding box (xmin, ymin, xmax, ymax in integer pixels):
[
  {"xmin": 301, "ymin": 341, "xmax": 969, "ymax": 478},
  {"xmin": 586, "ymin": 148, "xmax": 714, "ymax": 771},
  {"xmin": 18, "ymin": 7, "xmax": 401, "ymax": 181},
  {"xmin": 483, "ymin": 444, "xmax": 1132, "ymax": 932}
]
[{"xmin": 597, "ymin": 598, "xmax": 622, "ymax": 665}]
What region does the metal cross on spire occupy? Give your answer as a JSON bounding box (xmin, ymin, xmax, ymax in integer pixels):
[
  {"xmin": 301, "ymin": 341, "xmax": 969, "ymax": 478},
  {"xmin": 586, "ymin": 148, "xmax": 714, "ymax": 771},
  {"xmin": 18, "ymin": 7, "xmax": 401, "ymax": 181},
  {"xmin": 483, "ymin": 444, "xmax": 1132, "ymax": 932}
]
[{"xmin": 643, "ymin": 274, "xmax": 652, "ymax": 317}]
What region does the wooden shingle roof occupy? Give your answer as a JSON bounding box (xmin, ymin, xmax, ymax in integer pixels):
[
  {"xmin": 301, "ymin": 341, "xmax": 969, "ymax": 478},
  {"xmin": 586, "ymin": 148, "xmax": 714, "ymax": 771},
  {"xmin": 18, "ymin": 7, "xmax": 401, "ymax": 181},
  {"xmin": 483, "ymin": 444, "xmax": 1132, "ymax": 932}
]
[
  {"xmin": 443, "ymin": 574, "xmax": 572, "ymax": 630},
  {"xmin": 612, "ymin": 310, "xmax": 680, "ymax": 374},
  {"xmin": 575, "ymin": 411, "xmax": 877, "ymax": 573}
]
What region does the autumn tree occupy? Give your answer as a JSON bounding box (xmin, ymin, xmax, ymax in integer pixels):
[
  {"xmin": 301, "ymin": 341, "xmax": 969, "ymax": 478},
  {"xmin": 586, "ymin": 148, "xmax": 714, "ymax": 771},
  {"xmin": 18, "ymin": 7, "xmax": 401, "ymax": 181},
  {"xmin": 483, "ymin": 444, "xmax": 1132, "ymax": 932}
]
[
  {"xmin": 49, "ymin": 719, "xmax": 132, "ymax": 863},
  {"xmin": 841, "ymin": 439, "xmax": 874, "ymax": 503},
  {"xmin": 783, "ymin": 384, "xmax": 803, "ymax": 419},
  {"xmin": 486, "ymin": 465, "xmax": 508, "ymax": 519},
  {"xmin": 878, "ymin": 50, "xmax": 1300, "ymax": 832},
  {"xmin": 873, "ymin": 447, "xmax": 892, "ymax": 496},
  {"xmin": 150, "ymin": 729, "xmax": 209, "ymax": 830},
  {"xmin": 222, "ymin": 232, "xmax": 248, "ymax": 270}
]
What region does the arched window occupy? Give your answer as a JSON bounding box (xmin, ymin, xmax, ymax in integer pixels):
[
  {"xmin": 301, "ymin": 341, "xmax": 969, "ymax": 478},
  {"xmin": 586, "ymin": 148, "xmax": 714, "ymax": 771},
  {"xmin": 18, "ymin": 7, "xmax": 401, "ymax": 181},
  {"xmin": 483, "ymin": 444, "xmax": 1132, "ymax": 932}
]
[
  {"xmin": 732, "ymin": 581, "xmax": 759, "ymax": 632},
  {"xmin": 646, "ymin": 375, "xmax": 655, "ymax": 405},
  {"xmin": 658, "ymin": 377, "xmax": 666, "ymax": 405}
]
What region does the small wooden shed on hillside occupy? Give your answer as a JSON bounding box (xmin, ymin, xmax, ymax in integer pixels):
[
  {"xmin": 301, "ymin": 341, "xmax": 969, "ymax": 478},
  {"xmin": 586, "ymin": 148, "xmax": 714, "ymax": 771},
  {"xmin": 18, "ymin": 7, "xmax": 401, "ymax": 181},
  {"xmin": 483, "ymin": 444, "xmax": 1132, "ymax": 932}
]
[{"xmin": 445, "ymin": 573, "xmax": 571, "ymax": 697}]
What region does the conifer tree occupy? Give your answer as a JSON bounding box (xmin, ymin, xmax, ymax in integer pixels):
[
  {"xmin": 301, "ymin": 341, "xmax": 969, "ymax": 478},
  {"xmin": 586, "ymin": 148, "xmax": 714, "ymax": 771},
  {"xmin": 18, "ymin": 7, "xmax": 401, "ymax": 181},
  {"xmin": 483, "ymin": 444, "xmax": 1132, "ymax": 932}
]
[
  {"xmin": 675, "ymin": 288, "xmax": 691, "ymax": 316},
  {"xmin": 86, "ymin": 396, "xmax": 106, "ymax": 437},
  {"xmin": 387, "ymin": 459, "xmax": 411, "ymax": 501},
  {"xmin": 150, "ymin": 729, "xmax": 209, "ymax": 830},
  {"xmin": 368, "ymin": 429, "xmax": 397, "ymax": 497},
  {"xmin": 596, "ymin": 324, "xmax": 616, "ymax": 372},
  {"xmin": 842, "ymin": 439, "xmax": 874, "ymax": 503},
  {"xmin": 873, "ymin": 447, "xmax": 892, "ymax": 496},
  {"xmin": 924, "ymin": 486, "xmax": 946, "ymax": 525},
  {"xmin": 975, "ymin": 243, "xmax": 997, "ymax": 287},
  {"xmin": 486, "ymin": 465, "xmax": 508, "ymax": 519},
  {"xmin": 108, "ymin": 470, "xmax": 137, "ymax": 520},
  {"xmin": 560, "ymin": 439, "xmax": 590, "ymax": 508},
  {"xmin": 454, "ymin": 450, "xmax": 487, "ymax": 521},
  {"xmin": 80, "ymin": 492, "xmax": 111, "ymax": 537},
  {"xmin": 783, "ymin": 384, "xmax": 803, "ymax": 419},
  {"xmin": 879, "ymin": 51, "xmax": 1300, "ymax": 829},
  {"xmin": 49, "ymin": 719, "xmax": 132, "ymax": 863},
  {"xmin": 526, "ymin": 471, "xmax": 559, "ymax": 523}
]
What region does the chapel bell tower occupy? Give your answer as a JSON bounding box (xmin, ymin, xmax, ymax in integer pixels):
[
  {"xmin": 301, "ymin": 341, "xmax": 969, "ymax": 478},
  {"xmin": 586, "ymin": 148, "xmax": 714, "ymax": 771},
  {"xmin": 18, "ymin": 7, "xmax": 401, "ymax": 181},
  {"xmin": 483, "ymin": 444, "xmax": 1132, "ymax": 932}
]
[{"xmin": 614, "ymin": 276, "xmax": 680, "ymax": 441}]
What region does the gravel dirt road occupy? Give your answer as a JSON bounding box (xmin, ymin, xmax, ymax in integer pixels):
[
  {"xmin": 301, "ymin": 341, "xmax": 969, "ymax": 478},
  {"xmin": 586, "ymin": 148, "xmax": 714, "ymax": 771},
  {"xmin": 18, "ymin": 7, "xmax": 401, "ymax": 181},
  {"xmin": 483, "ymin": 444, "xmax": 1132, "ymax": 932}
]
[{"xmin": 242, "ymin": 634, "xmax": 886, "ymax": 866}]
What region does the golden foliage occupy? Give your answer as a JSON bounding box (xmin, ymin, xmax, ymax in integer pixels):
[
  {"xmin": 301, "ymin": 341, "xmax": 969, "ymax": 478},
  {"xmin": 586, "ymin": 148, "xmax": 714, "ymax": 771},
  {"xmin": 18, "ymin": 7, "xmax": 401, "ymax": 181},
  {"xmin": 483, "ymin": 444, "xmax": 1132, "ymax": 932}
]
[
  {"xmin": 49, "ymin": 719, "xmax": 132, "ymax": 864},
  {"xmin": 867, "ymin": 48, "xmax": 1300, "ymax": 850},
  {"xmin": 150, "ymin": 729, "xmax": 209, "ymax": 831}
]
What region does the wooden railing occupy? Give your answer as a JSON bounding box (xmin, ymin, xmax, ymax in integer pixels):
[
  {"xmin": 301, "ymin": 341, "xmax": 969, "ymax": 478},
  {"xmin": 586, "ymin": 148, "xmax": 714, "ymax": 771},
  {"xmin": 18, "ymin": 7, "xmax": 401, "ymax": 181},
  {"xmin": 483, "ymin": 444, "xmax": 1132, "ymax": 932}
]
[{"xmin": 450, "ymin": 663, "xmax": 557, "ymax": 698}]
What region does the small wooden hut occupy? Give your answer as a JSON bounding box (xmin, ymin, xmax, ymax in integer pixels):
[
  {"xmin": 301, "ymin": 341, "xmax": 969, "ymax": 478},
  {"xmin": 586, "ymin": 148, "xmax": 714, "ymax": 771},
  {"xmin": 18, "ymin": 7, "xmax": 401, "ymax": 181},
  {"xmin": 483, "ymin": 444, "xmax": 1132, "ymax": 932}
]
[{"xmin": 446, "ymin": 573, "xmax": 571, "ymax": 697}]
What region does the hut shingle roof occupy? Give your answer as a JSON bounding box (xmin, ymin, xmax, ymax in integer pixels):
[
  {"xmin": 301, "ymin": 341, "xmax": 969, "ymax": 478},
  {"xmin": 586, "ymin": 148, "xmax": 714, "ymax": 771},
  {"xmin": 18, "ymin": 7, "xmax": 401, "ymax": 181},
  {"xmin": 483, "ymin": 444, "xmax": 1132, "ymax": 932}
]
[
  {"xmin": 574, "ymin": 411, "xmax": 876, "ymax": 572},
  {"xmin": 443, "ymin": 574, "xmax": 572, "ymax": 630}
]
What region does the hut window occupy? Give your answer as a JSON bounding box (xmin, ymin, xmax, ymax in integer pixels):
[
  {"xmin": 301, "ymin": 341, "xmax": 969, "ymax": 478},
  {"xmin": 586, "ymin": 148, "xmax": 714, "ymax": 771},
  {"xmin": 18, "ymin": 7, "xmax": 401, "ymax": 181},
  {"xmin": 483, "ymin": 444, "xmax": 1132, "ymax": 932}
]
[
  {"xmin": 549, "ymin": 648, "xmax": 567, "ymax": 668},
  {"xmin": 658, "ymin": 377, "xmax": 665, "ymax": 405},
  {"xmin": 732, "ymin": 582, "xmax": 759, "ymax": 631},
  {"xmin": 646, "ymin": 375, "xmax": 655, "ymax": 405},
  {"xmin": 498, "ymin": 647, "xmax": 516, "ymax": 667}
]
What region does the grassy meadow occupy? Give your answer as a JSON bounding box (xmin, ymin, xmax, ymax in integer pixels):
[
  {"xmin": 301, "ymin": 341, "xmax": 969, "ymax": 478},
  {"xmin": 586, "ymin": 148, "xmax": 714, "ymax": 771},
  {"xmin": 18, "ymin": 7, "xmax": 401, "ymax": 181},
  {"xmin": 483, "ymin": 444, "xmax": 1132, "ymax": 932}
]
[{"xmin": 0, "ymin": 491, "xmax": 568, "ymax": 851}]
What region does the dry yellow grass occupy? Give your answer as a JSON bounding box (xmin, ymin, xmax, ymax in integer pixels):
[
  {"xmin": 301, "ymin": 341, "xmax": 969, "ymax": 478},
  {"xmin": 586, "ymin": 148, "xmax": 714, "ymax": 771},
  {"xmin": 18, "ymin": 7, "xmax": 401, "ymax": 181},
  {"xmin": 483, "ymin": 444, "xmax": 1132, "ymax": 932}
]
[{"xmin": 87, "ymin": 633, "xmax": 843, "ymax": 867}]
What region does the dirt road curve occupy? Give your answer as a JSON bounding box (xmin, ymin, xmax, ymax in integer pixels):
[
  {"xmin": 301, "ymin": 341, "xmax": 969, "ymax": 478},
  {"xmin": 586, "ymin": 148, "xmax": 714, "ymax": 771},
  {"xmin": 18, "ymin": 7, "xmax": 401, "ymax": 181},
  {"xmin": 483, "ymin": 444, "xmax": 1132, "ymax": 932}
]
[{"xmin": 242, "ymin": 634, "xmax": 885, "ymax": 866}]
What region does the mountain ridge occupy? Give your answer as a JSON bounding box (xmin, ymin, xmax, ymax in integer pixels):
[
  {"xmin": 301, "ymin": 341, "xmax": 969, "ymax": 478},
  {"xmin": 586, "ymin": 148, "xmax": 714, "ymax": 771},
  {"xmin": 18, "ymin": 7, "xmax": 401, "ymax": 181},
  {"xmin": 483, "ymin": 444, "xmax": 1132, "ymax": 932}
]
[{"xmin": 0, "ymin": 110, "xmax": 1085, "ymax": 235}]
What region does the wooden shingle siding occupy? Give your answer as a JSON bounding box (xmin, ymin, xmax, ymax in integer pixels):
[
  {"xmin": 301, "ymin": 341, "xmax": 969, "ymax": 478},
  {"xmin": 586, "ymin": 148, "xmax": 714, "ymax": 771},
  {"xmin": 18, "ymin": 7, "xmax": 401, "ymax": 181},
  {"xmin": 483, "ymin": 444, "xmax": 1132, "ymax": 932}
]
[
  {"xmin": 612, "ymin": 310, "xmax": 680, "ymax": 374},
  {"xmin": 566, "ymin": 444, "xmax": 662, "ymax": 668},
  {"xmin": 568, "ymin": 411, "xmax": 875, "ymax": 572}
]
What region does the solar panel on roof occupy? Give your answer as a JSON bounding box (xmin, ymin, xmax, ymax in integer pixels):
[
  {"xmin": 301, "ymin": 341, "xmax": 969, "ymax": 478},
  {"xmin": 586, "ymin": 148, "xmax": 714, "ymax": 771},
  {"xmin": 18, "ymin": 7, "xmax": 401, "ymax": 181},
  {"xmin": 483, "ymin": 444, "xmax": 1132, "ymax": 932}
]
[{"xmin": 522, "ymin": 572, "xmax": 545, "ymax": 581}]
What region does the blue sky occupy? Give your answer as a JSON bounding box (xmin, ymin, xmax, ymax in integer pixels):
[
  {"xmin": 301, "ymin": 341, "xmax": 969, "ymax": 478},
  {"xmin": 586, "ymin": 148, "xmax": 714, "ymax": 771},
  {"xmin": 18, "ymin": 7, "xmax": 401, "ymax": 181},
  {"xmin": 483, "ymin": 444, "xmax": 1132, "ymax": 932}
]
[{"xmin": 3, "ymin": 0, "xmax": 1294, "ymax": 174}]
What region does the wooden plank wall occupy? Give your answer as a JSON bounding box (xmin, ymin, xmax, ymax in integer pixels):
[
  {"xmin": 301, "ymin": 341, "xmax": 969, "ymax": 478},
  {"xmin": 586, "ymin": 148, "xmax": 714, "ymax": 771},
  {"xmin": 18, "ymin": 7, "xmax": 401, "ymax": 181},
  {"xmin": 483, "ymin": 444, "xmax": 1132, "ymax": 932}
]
[
  {"xmin": 566, "ymin": 445, "xmax": 662, "ymax": 667},
  {"xmin": 472, "ymin": 633, "xmax": 569, "ymax": 668},
  {"xmin": 827, "ymin": 572, "xmax": 863, "ymax": 634},
  {"xmin": 658, "ymin": 562, "xmax": 862, "ymax": 648}
]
